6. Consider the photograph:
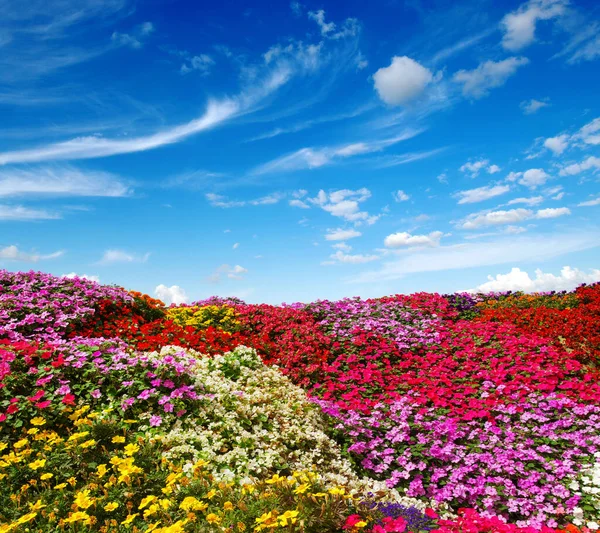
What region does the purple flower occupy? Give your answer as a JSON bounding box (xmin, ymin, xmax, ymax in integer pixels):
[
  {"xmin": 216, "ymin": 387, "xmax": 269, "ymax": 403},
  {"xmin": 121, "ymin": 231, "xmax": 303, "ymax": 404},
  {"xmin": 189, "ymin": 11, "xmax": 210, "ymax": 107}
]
[{"xmin": 149, "ymin": 415, "xmax": 162, "ymax": 427}]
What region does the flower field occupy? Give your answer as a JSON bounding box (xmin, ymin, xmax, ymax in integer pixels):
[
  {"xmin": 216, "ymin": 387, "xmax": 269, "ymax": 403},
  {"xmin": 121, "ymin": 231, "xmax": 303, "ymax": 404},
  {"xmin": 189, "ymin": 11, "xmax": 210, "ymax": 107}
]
[{"xmin": 1, "ymin": 270, "xmax": 600, "ymax": 533}]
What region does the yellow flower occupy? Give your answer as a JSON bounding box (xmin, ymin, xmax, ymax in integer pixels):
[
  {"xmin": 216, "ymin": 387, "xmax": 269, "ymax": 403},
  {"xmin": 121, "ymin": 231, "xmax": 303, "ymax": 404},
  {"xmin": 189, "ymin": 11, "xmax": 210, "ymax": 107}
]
[
  {"xmin": 139, "ymin": 495, "xmax": 157, "ymax": 510},
  {"xmin": 74, "ymin": 489, "xmax": 94, "ymax": 510},
  {"xmin": 40, "ymin": 473, "xmax": 53, "ymax": 480},
  {"xmin": 54, "ymin": 483, "xmax": 68, "ymax": 490},
  {"xmin": 159, "ymin": 498, "xmax": 171, "ymax": 510},
  {"xmin": 104, "ymin": 502, "xmax": 119, "ymax": 512},
  {"xmin": 223, "ymin": 501, "xmax": 234, "ymax": 511},
  {"xmin": 206, "ymin": 489, "xmax": 217, "ymax": 499},
  {"xmin": 0, "ymin": 442, "xmax": 7, "ymax": 453},
  {"xmin": 68, "ymin": 431, "xmax": 90, "ymax": 442},
  {"xmin": 265, "ymin": 474, "xmax": 285, "ymax": 484},
  {"xmin": 97, "ymin": 464, "xmax": 108, "ymax": 478},
  {"xmin": 80, "ymin": 439, "xmax": 97, "ymax": 449},
  {"xmin": 121, "ymin": 513, "xmax": 139, "ymax": 525},
  {"xmin": 112, "ymin": 435, "xmax": 126, "ymax": 443},
  {"xmin": 64, "ymin": 511, "xmax": 91, "ymax": 525},
  {"xmin": 27, "ymin": 428, "xmax": 39, "ymax": 435},
  {"xmin": 146, "ymin": 522, "xmax": 161, "ymax": 532},
  {"xmin": 354, "ymin": 521, "xmax": 368, "ymax": 528},
  {"xmin": 293, "ymin": 483, "xmax": 310, "ymax": 494},
  {"xmin": 30, "ymin": 417, "xmax": 46, "ymax": 426},
  {"xmin": 180, "ymin": 497, "xmax": 208, "ymax": 512},
  {"xmin": 143, "ymin": 504, "xmax": 159, "ymax": 519},
  {"xmin": 237, "ymin": 522, "xmax": 247, "ymax": 532},
  {"xmin": 28, "ymin": 458, "xmax": 46, "ymax": 470},
  {"xmin": 278, "ymin": 510, "xmax": 299, "ymax": 526},
  {"xmin": 124, "ymin": 443, "xmax": 139, "ymax": 456},
  {"xmin": 16, "ymin": 512, "xmax": 37, "ymax": 525},
  {"xmin": 328, "ymin": 487, "xmax": 345, "ymax": 496},
  {"xmin": 206, "ymin": 513, "xmax": 221, "ymax": 525},
  {"xmin": 14, "ymin": 438, "xmax": 29, "ymax": 449},
  {"xmin": 28, "ymin": 499, "xmax": 46, "ymax": 512}
]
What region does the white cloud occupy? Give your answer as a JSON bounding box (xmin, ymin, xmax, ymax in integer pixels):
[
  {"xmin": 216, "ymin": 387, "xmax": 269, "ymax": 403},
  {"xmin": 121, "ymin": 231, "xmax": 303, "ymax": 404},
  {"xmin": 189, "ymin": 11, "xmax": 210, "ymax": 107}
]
[
  {"xmin": 307, "ymin": 10, "xmax": 359, "ymax": 40},
  {"xmin": 349, "ymin": 231, "xmax": 600, "ymax": 283},
  {"xmin": 520, "ymin": 98, "xmax": 550, "ymax": 114},
  {"xmin": 373, "ymin": 56, "xmax": 433, "ymax": 106},
  {"xmin": 579, "ymin": 196, "xmax": 600, "ymax": 207},
  {"xmin": 459, "ymin": 159, "xmax": 501, "ymax": 178},
  {"xmin": 455, "ymin": 184, "xmax": 511, "ymax": 204},
  {"xmin": 328, "ymin": 250, "xmax": 379, "ymax": 264},
  {"xmin": 232, "ymin": 242, "xmax": 240, "ymax": 249},
  {"xmin": 536, "ymin": 206, "xmax": 571, "ymax": 218},
  {"xmin": 332, "ymin": 242, "xmax": 352, "ymax": 251},
  {"xmin": 111, "ymin": 21, "xmax": 155, "ymax": 49},
  {"xmin": 500, "ymin": 0, "xmax": 568, "ymax": 51},
  {"xmin": 544, "ymin": 134, "xmax": 569, "ymax": 155},
  {"xmin": 453, "ymin": 57, "xmax": 529, "ymax": 99},
  {"xmin": 560, "ymin": 156, "xmax": 600, "ymax": 176},
  {"xmin": 325, "ymin": 228, "xmax": 362, "ymax": 241},
  {"xmin": 0, "ymin": 165, "xmax": 131, "ymax": 197},
  {"xmin": 393, "ymin": 190, "xmax": 410, "ymax": 202},
  {"xmin": 471, "ymin": 266, "xmax": 600, "ymax": 293},
  {"xmin": 155, "ymin": 284, "xmax": 188, "ymax": 305},
  {"xmin": 309, "ymin": 188, "xmax": 379, "ymax": 225},
  {"xmin": 289, "ymin": 199, "xmax": 310, "ymax": 208},
  {"xmin": 0, "ymin": 245, "xmax": 63, "ymax": 262},
  {"xmin": 384, "ymin": 231, "xmax": 443, "ymax": 248},
  {"xmin": 308, "ymin": 9, "xmax": 336, "ymax": 36},
  {"xmin": 208, "ymin": 264, "xmax": 248, "ymax": 282},
  {"xmin": 99, "ymin": 250, "xmax": 150, "ymax": 264},
  {"xmin": 252, "ymin": 130, "xmax": 422, "ymax": 175},
  {"xmin": 63, "ymin": 272, "xmax": 100, "ymax": 282},
  {"xmin": 206, "ymin": 192, "xmax": 284, "ymax": 208},
  {"xmin": 507, "ymin": 195, "xmax": 544, "ymax": 206},
  {"xmin": 181, "ymin": 54, "xmax": 215, "ymax": 75},
  {"xmin": 519, "ymin": 168, "xmax": 549, "ymax": 188},
  {"xmin": 0, "ymin": 204, "xmax": 59, "ymax": 220},
  {"xmin": 460, "ymin": 206, "xmax": 569, "ymax": 229},
  {"xmin": 0, "ymin": 67, "xmax": 291, "ymax": 165}
]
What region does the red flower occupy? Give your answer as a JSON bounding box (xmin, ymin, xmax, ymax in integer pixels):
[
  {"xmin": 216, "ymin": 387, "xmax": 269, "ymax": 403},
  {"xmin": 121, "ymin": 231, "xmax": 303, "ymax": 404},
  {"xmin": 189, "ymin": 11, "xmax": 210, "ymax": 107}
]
[
  {"xmin": 6, "ymin": 404, "xmax": 19, "ymax": 414},
  {"xmin": 62, "ymin": 393, "xmax": 76, "ymax": 405}
]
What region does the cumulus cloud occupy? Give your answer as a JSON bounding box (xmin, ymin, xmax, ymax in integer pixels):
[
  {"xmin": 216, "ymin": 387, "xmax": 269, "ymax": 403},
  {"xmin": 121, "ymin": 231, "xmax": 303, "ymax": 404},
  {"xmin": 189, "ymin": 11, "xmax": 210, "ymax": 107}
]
[
  {"xmin": 460, "ymin": 206, "xmax": 569, "ymax": 229},
  {"xmin": 519, "ymin": 168, "xmax": 549, "ymax": 188},
  {"xmin": 459, "ymin": 159, "xmax": 500, "ymax": 178},
  {"xmin": 453, "ymin": 57, "xmax": 529, "ymax": 99},
  {"xmin": 500, "ymin": 0, "xmax": 567, "ymax": 51},
  {"xmin": 471, "ymin": 265, "xmax": 600, "ymax": 293},
  {"xmin": 393, "ymin": 190, "xmax": 410, "ymax": 202},
  {"xmin": 373, "ymin": 56, "xmax": 433, "ymax": 106},
  {"xmin": 98, "ymin": 250, "xmax": 150, "ymax": 264},
  {"xmin": 559, "ymin": 156, "xmax": 600, "ymax": 176},
  {"xmin": 0, "ymin": 165, "xmax": 131, "ymax": 197},
  {"xmin": 455, "ymin": 184, "xmax": 511, "ymax": 204},
  {"xmin": 507, "ymin": 196, "xmax": 544, "ymax": 206},
  {"xmin": 325, "ymin": 228, "xmax": 362, "ymax": 241},
  {"xmin": 181, "ymin": 54, "xmax": 215, "ymax": 75},
  {"xmin": 208, "ymin": 264, "xmax": 248, "ymax": 282},
  {"xmin": 155, "ymin": 284, "xmax": 188, "ymax": 305},
  {"xmin": 520, "ymin": 98, "xmax": 550, "ymax": 114},
  {"xmin": 302, "ymin": 188, "xmax": 379, "ymax": 225},
  {"xmin": 0, "ymin": 245, "xmax": 63, "ymax": 262},
  {"xmin": 63, "ymin": 272, "xmax": 100, "ymax": 282},
  {"xmin": 544, "ymin": 134, "xmax": 569, "ymax": 155},
  {"xmin": 384, "ymin": 231, "xmax": 443, "ymax": 248}
]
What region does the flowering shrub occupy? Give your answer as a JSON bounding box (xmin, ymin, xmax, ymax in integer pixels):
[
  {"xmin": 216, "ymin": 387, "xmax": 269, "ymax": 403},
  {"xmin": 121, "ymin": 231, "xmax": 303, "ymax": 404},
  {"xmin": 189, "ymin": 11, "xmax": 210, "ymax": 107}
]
[{"xmin": 166, "ymin": 305, "xmax": 240, "ymax": 331}]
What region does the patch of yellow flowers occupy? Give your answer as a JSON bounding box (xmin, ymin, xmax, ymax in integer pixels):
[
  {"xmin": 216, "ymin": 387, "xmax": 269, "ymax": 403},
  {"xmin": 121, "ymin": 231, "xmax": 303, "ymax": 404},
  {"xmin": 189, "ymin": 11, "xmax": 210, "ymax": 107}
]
[
  {"xmin": 0, "ymin": 406, "xmax": 379, "ymax": 532},
  {"xmin": 166, "ymin": 305, "xmax": 240, "ymax": 331}
]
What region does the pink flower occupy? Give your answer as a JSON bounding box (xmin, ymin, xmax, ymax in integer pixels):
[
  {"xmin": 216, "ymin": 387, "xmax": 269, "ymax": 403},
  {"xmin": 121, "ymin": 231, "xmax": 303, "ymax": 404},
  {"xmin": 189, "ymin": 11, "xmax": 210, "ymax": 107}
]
[{"xmin": 149, "ymin": 415, "xmax": 162, "ymax": 427}]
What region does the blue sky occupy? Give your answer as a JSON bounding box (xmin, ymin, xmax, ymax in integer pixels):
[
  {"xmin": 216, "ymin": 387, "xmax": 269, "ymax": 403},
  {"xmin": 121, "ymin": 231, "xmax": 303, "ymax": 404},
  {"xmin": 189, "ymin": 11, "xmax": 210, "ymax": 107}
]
[{"xmin": 1, "ymin": 0, "xmax": 600, "ymax": 304}]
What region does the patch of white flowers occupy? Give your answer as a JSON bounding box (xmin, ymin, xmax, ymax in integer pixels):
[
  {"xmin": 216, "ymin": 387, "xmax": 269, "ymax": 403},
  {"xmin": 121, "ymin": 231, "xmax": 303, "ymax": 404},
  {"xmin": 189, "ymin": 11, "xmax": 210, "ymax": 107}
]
[
  {"xmin": 143, "ymin": 345, "xmax": 435, "ymax": 511},
  {"xmin": 571, "ymin": 452, "xmax": 600, "ymax": 528}
]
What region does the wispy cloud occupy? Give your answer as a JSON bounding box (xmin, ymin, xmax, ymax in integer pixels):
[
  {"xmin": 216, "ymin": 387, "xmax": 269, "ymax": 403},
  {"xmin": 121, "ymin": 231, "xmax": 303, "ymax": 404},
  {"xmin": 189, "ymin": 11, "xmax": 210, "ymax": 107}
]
[
  {"xmin": 98, "ymin": 249, "xmax": 150, "ymax": 264},
  {"xmin": 0, "ymin": 204, "xmax": 60, "ymax": 221},
  {"xmin": 0, "ymin": 165, "xmax": 131, "ymax": 197},
  {"xmin": 205, "ymin": 192, "xmax": 285, "ymax": 208},
  {"xmin": 0, "ymin": 67, "xmax": 291, "ymax": 165},
  {"xmin": 375, "ymin": 147, "xmax": 447, "ymax": 168},
  {"xmin": 0, "ymin": 245, "xmax": 63, "ymax": 262},
  {"xmin": 350, "ymin": 231, "xmax": 600, "ymax": 283},
  {"xmin": 251, "ymin": 129, "xmax": 424, "ymax": 175}
]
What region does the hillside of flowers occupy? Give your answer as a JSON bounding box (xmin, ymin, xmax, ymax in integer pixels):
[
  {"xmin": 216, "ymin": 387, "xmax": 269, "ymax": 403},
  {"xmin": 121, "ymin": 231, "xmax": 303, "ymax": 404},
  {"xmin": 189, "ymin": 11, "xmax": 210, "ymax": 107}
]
[{"xmin": 1, "ymin": 270, "xmax": 600, "ymax": 533}]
